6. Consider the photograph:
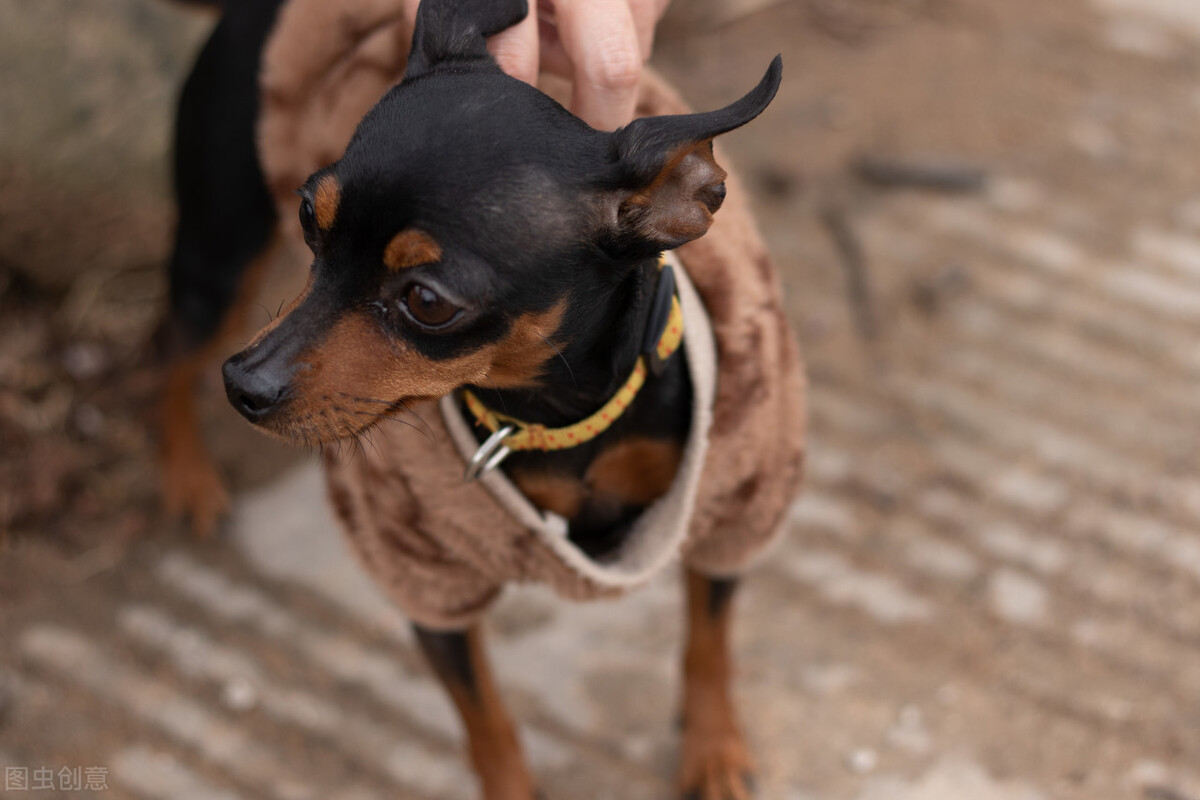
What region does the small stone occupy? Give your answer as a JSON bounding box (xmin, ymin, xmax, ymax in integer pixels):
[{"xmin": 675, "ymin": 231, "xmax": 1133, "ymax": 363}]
[
  {"xmin": 847, "ymin": 747, "xmax": 878, "ymax": 775},
  {"xmin": 221, "ymin": 676, "xmax": 258, "ymax": 712},
  {"xmin": 988, "ymin": 569, "xmax": 1049, "ymax": 626},
  {"xmin": 61, "ymin": 341, "xmax": 109, "ymax": 381},
  {"xmin": 887, "ymin": 704, "xmax": 932, "ymax": 754},
  {"xmin": 73, "ymin": 403, "xmax": 105, "ymax": 439},
  {"xmin": 1127, "ymin": 760, "xmax": 1171, "ymax": 787},
  {"xmin": 618, "ymin": 734, "xmax": 655, "ymax": 763},
  {"xmin": 1102, "ymin": 17, "xmax": 1175, "ymax": 58},
  {"xmin": 1067, "ymin": 118, "xmax": 1121, "ymax": 161},
  {"xmin": 936, "ymin": 683, "xmax": 960, "ymax": 706}
]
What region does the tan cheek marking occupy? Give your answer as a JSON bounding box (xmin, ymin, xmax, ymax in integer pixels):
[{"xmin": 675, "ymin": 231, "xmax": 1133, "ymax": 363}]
[
  {"xmin": 509, "ymin": 470, "xmax": 587, "ymax": 519},
  {"xmin": 314, "ymin": 175, "xmax": 340, "ymax": 230},
  {"xmin": 384, "ymin": 229, "xmax": 443, "ymax": 272},
  {"xmin": 488, "ymin": 300, "xmax": 568, "ymax": 389},
  {"xmin": 586, "ymin": 437, "xmax": 683, "ymax": 508},
  {"xmin": 286, "ymin": 312, "xmax": 493, "ymax": 439},
  {"xmin": 278, "ymin": 300, "xmax": 568, "ymax": 441}
]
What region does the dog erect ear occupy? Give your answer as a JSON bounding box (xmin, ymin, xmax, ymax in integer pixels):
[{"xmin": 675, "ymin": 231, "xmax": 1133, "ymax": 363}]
[
  {"xmin": 602, "ymin": 56, "xmax": 782, "ymax": 257},
  {"xmin": 406, "ymin": 0, "xmax": 528, "ymax": 79}
]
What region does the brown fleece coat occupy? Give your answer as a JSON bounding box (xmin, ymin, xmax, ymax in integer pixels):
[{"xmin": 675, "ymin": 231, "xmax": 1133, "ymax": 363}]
[{"xmin": 257, "ymin": 0, "xmax": 806, "ymax": 630}]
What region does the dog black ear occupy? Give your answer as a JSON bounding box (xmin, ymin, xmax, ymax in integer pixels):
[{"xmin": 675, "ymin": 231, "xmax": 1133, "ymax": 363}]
[
  {"xmin": 406, "ymin": 0, "xmax": 529, "ymax": 79},
  {"xmin": 601, "ymin": 56, "xmax": 782, "ymax": 257}
]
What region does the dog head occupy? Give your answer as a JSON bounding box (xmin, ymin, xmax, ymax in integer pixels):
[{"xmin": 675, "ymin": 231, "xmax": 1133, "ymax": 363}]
[{"xmin": 223, "ymin": 0, "xmax": 780, "ymax": 445}]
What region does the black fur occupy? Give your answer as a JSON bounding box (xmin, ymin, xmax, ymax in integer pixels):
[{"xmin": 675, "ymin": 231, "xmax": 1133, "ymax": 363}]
[
  {"xmin": 706, "ymin": 576, "xmax": 739, "ymax": 619},
  {"xmin": 413, "ymin": 625, "xmax": 480, "ymax": 702},
  {"xmin": 611, "ymin": 56, "xmax": 782, "ymax": 185},
  {"xmin": 406, "ymin": 0, "xmax": 529, "ymax": 78},
  {"xmin": 168, "ymin": 0, "xmax": 284, "ymax": 350}
]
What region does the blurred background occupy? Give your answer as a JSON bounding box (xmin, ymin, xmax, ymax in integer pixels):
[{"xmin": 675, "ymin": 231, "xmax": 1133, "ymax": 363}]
[{"xmin": 1, "ymin": 0, "xmax": 1199, "ymax": 798}]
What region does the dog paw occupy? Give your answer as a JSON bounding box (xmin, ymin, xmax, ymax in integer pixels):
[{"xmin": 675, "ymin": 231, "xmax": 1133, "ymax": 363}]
[
  {"xmin": 163, "ymin": 455, "xmax": 230, "ymax": 537},
  {"xmin": 478, "ymin": 781, "xmax": 541, "ymax": 800},
  {"xmin": 474, "ymin": 760, "xmax": 540, "ymax": 800},
  {"xmin": 677, "ymin": 731, "xmax": 756, "ymax": 800}
]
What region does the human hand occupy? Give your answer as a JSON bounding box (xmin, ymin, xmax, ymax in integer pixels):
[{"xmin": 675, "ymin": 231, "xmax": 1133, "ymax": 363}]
[{"xmin": 404, "ymin": 0, "xmax": 671, "ymax": 130}]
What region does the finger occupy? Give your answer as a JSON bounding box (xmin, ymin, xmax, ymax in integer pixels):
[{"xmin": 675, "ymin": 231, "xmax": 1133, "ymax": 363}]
[
  {"xmin": 487, "ymin": 0, "xmax": 540, "ymax": 85},
  {"xmin": 540, "ymin": 0, "xmax": 665, "ymax": 67},
  {"xmin": 400, "ymin": 0, "xmax": 422, "ymax": 31},
  {"xmin": 536, "ymin": 1, "xmax": 573, "ymax": 78},
  {"xmin": 627, "ymin": 0, "xmax": 661, "ymax": 61},
  {"xmin": 537, "ymin": 34, "xmax": 573, "ymax": 79},
  {"xmin": 554, "ymin": 0, "xmax": 643, "ymax": 129}
]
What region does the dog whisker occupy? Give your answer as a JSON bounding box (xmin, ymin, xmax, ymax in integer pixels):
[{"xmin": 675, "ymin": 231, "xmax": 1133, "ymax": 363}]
[
  {"xmin": 333, "ymin": 391, "xmax": 395, "ymax": 406},
  {"xmin": 399, "ymin": 401, "xmax": 437, "ymax": 443},
  {"xmin": 483, "ymin": 373, "xmax": 510, "ymax": 416},
  {"xmin": 537, "ymin": 332, "xmax": 576, "ymax": 390}
]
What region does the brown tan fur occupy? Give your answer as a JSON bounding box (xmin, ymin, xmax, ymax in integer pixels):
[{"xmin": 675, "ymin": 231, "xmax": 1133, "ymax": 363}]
[
  {"xmin": 260, "ymin": 301, "xmax": 566, "ymax": 444},
  {"xmin": 416, "ymin": 625, "xmax": 537, "ymax": 799},
  {"xmin": 161, "ymin": 353, "xmax": 230, "ymax": 535},
  {"xmin": 313, "ymin": 174, "xmax": 341, "ymax": 230},
  {"xmin": 585, "ymin": 436, "xmax": 683, "ymax": 508},
  {"xmin": 509, "ymin": 438, "xmax": 681, "ymax": 521},
  {"xmin": 679, "ymin": 570, "xmax": 753, "ymax": 800},
  {"xmin": 509, "ymin": 471, "xmax": 587, "ymax": 519},
  {"xmin": 487, "ymin": 300, "xmax": 567, "ymax": 388},
  {"xmin": 383, "ymin": 228, "xmax": 443, "ymax": 271}
]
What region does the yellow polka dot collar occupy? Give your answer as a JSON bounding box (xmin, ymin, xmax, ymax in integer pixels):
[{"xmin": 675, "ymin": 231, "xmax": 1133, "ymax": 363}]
[{"xmin": 461, "ymin": 256, "xmax": 684, "ymax": 476}]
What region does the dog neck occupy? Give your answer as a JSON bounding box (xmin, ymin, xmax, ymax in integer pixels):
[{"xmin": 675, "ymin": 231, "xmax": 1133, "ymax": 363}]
[
  {"xmin": 465, "ymin": 255, "xmax": 679, "ymax": 431},
  {"xmin": 461, "ymin": 252, "xmax": 695, "ymax": 557}
]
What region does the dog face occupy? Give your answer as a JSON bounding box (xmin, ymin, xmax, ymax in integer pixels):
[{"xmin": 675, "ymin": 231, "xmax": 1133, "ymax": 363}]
[{"xmin": 222, "ymin": 0, "xmax": 780, "ymax": 446}]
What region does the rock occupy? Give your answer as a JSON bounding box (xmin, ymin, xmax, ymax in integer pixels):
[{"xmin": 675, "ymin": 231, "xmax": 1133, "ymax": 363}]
[{"xmin": 0, "ymin": 0, "xmax": 212, "ymax": 290}]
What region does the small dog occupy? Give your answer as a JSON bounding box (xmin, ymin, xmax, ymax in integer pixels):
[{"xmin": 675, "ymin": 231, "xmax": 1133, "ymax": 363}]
[{"xmin": 166, "ymin": 0, "xmax": 805, "ymax": 796}]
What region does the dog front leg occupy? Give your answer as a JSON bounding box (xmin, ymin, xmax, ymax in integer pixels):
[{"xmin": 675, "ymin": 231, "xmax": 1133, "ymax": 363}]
[
  {"xmin": 160, "ymin": 352, "xmax": 229, "ymax": 535},
  {"xmin": 678, "ymin": 570, "xmax": 755, "ymax": 800},
  {"xmin": 413, "ymin": 623, "xmax": 538, "ymax": 800}
]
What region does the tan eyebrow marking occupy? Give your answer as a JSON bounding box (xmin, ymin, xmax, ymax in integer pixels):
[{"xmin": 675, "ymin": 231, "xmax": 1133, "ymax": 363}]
[
  {"xmin": 384, "ymin": 229, "xmax": 443, "ymax": 272},
  {"xmin": 313, "ymin": 175, "xmax": 340, "ymax": 231}
]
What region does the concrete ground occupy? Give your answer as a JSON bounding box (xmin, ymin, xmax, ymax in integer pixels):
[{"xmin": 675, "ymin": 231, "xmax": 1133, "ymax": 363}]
[{"xmin": 2, "ymin": 0, "xmax": 1200, "ymax": 798}]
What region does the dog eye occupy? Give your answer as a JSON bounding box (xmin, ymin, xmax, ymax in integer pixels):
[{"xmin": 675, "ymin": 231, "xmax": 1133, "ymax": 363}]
[
  {"xmin": 403, "ymin": 284, "xmax": 460, "ymax": 329},
  {"xmin": 299, "ymin": 199, "xmax": 317, "ymax": 248}
]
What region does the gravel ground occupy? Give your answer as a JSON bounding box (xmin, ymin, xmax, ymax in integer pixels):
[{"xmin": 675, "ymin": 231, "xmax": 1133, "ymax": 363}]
[{"xmin": 2, "ymin": 0, "xmax": 1199, "ymax": 798}]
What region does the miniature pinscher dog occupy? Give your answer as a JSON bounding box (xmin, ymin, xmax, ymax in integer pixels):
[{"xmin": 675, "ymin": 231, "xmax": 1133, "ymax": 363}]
[{"xmin": 163, "ymin": 0, "xmax": 800, "ymax": 797}]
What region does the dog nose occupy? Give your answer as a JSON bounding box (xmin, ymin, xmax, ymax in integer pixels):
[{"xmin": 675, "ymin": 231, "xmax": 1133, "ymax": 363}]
[{"xmin": 222, "ymin": 354, "xmax": 287, "ymax": 422}]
